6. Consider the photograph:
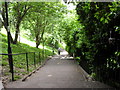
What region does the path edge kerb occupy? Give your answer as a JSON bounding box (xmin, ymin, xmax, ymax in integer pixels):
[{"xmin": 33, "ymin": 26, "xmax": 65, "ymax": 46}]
[
  {"xmin": 75, "ymin": 60, "xmax": 95, "ymax": 81},
  {"xmin": 22, "ymin": 56, "xmax": 53, "ymax": 81}
]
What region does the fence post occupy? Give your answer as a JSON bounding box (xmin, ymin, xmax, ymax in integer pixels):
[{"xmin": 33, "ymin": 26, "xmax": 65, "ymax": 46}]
[
  {"xmin": 39, "ymin": 52, "xmax": 40, "ymax": 64},
  {"xmin": 34, "ymin": 52, "xmax": 36, "ymax": 68},
  {"xmin": 45, "ymin": 49, "xmax": 46, "ymax": 58},
  {"xmin": 43, "ymin": 39, "xmax": 44, "ymax": 60},
  {"xmin": 26, "ymin": 53, "xmax": 29, "ymax": 73}
]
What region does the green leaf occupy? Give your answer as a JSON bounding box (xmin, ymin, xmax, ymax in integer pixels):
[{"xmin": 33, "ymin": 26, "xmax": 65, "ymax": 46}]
[{"xmin": 100, "ymin": 17, "xmax": 104, "ymax": 22}]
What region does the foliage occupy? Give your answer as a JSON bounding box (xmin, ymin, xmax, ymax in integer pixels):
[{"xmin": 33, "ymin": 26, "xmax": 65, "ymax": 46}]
[
  {"xmin": 74, "ymin": 2, "xmax": 120, "ymax": 88},
  {"xmin": 1, "ymin": 2, "xmax": 68, "ymax": 49},
  {"xmin": 55, "ymin": 2, "xmax": 120, "ymax": 88},
  {"xmin": 2, "ymin": 1, "xmax": 120, "ymax": 88},
  {"xmin": 19, "ymin": 2, "xmax": 67, "ymax": 48}
]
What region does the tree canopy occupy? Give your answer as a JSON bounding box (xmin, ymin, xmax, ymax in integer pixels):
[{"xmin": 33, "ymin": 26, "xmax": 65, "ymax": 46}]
[{"xmin": 1, "ymin": 1, "xmax": 120, "ymax": 88}]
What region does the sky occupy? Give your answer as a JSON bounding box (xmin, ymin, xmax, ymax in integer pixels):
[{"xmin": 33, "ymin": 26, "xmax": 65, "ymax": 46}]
[
  {"xmin": 61, "ymin": 0, "xmax": 76, "ymax": 10},
  {"xmin": 67, "ymin": 3, "xmax": 76, "ymax": 10}
]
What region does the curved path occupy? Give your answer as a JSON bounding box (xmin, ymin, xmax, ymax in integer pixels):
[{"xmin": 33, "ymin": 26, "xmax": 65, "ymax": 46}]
[{"xmin": 5, "ymin": 52, "xmax": 112, "ymax": 88}]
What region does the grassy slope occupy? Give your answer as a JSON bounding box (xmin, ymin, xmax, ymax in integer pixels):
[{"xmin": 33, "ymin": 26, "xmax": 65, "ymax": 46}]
[{"xmin": 0, "ymin": 33, "xmax": 56, "ymax": 81}]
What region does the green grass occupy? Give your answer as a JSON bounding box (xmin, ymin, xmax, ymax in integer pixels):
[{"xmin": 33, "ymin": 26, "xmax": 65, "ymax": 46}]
[{"xmin": 0, "ymin": 33, "xmax": 56, "ymax": 81}]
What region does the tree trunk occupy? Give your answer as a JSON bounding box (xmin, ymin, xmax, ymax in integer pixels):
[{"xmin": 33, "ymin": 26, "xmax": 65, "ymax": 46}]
[
  {"xmin": 8, "ymin": 30, "xmax": 14, "ymax": 43},
  {"xmin": 36, "ymin": 33, "xmax": 39, "ymax": 48},
  {"xmin": 3, "ymin": 24, "xmax": 14, "ymax": 43},
  {"xmin": 35, "ymin": 29, "xmax": 45, "ymax": 48},
  {"xmin": 1, "ymin": 3, "xmax": 14, "ymax": 43},
  {"xmin": 13, "ymin": 24, "xmax": 19, "ymax": 44},
  {"xmin": 36, "ymin": 44, "xmax": 39, "ymax": 48}
]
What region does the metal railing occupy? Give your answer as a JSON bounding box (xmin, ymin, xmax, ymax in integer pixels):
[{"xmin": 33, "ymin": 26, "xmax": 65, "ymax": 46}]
[{"xmin": 0, "ymin": 51, "xmax": 46, "ymax": 81}]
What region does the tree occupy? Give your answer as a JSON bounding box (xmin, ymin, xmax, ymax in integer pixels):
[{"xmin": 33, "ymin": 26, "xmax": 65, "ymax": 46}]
[
  {"xmin": 22, "ymin": 2, "xmax": 67, "ymax": 48},
  {"xmin": 10, "ymin": 2, "xmax": 31, "ymax": 44}
]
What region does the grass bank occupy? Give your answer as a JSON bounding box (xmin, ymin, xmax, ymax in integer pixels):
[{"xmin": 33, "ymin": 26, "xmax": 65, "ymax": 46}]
[{"xmin": 0, "ymin": 33, "xmax": 56, "ymax": 82}]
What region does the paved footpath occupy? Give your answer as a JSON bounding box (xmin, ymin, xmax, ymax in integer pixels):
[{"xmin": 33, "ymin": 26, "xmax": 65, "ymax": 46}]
[{"xmin": 5, "ymin": 53, "xmax": 113, "ymax": 88}]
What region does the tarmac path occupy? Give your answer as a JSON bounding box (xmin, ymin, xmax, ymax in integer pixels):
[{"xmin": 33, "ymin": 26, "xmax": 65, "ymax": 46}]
[{"xmin": 5, "ymin": 51, "xmax": 113, "ymax": 89}]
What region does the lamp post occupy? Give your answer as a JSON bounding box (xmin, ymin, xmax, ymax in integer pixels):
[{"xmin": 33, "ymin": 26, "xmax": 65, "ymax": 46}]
[{"xmin": 5, "ymin": 2, "xmax": 14, "ymax": 81}]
